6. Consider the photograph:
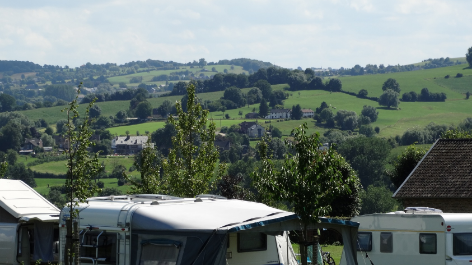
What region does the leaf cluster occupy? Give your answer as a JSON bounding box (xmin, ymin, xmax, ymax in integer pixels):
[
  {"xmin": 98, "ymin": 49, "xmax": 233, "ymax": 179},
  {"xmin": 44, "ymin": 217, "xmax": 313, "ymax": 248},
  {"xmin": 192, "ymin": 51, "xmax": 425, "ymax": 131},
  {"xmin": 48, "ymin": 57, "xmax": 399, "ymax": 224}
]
[{"xmin": 252, "ymin": 123, "xmax": 356, "ymax": 225}]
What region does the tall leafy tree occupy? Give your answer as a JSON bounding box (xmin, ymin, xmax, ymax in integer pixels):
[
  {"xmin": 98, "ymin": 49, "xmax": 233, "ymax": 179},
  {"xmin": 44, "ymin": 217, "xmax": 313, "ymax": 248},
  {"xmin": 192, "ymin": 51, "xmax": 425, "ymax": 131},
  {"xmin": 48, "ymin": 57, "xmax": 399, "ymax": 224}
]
[
  {"xmin": 291, "ymin": 104, "xmax": 303, "ymax": 120},
  {"xmin": 254, "ymin": 79, "xmax": 272, "ymax": 99},
  {"xmin": 63, "ymin": 85, "xmax": 102, "ymax": 265},
  {"xmin": 135, "ymin": 101, "xmax": 152, "ymax": 119},
  {"xmin": 382, "ymin": 78, "xmax": 401, "ymax": 93},
  {"xmin": 361, "ymin": 105, "xmax": 379, "ymax": 122},
  {"xmin": 338, "ymin": 136, "xmax": 392, "ymax": 188},
  {"xmin": 252, "ymin": 123, "xmax": 356, "ymax": 265},
  {"xmin": 378, "ymin": 89, "xmax": 400, "ymax": 108},
  {"xmin": 162, "ymin": 84, "xmax": 226, "ymax": 197},
  {"xmin": 466, "ymin": 46, "xmax": 472, "ymax": 68},
  {"xmin": 387, "ymin": 144, "xmax": 427, "ymax": 189},
  {"xmin": 259, "ymin": 98, "xmax": 269, "ymax": 118},
  {"xmin": 126, "ymin": 139, "xmax": 164, "ymax": 194}
]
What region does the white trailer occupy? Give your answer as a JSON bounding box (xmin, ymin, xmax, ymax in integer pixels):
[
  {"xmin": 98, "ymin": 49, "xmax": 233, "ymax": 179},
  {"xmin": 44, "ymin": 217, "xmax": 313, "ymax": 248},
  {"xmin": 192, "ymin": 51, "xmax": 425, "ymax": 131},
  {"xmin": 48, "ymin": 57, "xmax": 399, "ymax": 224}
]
[
  {"xmin": 59, "ymin": 194, "xmax": 360, "ymax": 265},
  {"xmin": 347, "ymin": 208, "xmax": 472, "ymax": 265},
  {"xmin": 0, "ymin": 179, "xmax": 60, "ymax": 265}
]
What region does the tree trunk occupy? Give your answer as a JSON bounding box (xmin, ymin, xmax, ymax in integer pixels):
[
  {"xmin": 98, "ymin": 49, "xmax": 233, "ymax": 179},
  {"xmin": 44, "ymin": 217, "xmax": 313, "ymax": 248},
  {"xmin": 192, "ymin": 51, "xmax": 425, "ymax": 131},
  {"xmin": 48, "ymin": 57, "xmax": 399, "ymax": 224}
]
[
  {"xmin": 74, "ymin": 221, "xmax": 80, "ymax": 265},
  {"xmin": 65, "ymin": 219, "xmax": 71, "ymax": 265},
  {"xmin": 313, "ymin": 234, "xmax": 319, "ymax": 265}
]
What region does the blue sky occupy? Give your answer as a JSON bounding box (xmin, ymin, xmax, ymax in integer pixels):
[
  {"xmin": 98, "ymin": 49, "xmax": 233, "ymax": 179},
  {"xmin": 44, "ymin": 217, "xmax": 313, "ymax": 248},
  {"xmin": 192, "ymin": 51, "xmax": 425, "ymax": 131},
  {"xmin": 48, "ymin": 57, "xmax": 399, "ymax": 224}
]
[{"xmin": 0, "ymin": 0, "xmax": 471, "ymax": 69}]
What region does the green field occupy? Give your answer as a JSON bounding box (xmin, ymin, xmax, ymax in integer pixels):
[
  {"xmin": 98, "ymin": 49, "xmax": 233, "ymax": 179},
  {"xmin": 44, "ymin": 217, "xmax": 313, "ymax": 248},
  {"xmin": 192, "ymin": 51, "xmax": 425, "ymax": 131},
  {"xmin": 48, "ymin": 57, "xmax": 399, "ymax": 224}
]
[
  {"xmin": 107, "ymin": 65, "xmax": 248, "ymax": 85},
  {"xmin": 30, "ymin": 157, "xmax": 137, "ymax": 175},
  {"xmin": 338, "ymin": 64, "xmax": 469, "ymax": 99},
  {"xmin": 34, "ymin": 177, "xmax": 131, "ymax": 195},
  {"xmin": 16, "ymin": 64, "xmax": 472, "ymax": 139}
]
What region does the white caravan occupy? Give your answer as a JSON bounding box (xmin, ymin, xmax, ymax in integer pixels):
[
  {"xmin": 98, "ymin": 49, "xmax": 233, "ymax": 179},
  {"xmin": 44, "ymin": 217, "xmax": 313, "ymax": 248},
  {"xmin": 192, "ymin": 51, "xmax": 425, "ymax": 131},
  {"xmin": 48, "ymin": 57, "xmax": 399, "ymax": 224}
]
[
  {"xmin": 346, "ymin": 208, "xmax": 472, "ymax": 265},
  {"xmin": 59, "ymin": 194, "xmax": 360, "ymax": 265},
  {"xmin": 0, "ymin": 179, "xmax": 60, "ymax": 265}
]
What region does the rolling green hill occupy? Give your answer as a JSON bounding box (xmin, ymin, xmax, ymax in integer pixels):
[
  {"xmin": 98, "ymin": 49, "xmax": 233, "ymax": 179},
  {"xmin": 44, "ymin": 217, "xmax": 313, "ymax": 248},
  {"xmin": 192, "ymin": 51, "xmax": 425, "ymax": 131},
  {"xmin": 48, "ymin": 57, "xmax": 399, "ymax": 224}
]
[
  {"xmin": 17, "ymin": 63, "xmax": 472, "ymax": 138},
  {"xmin": 107, "ymin": 64, "xmax": 248, "ymax": 86}
]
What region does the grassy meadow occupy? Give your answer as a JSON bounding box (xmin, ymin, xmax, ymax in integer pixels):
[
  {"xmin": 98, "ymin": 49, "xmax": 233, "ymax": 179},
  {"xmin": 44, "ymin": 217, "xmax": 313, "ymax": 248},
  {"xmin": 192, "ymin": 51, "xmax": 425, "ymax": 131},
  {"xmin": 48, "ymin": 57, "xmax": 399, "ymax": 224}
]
[
  {"xmin": 16, "ymin": 63, "xmax": 472, "ymax": 139},
  {"xmin": 107, "ymin": 65, "xmax": 248, "ymax": 85}
]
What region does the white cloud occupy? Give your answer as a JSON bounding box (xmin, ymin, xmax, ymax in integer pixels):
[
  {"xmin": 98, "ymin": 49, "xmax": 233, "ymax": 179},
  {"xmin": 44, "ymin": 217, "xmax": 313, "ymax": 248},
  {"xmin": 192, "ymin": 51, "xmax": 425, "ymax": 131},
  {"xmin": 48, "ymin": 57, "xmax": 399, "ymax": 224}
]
[{"xmin": 0, "ymin": 0, "xmax": 471, "ymax": 69}]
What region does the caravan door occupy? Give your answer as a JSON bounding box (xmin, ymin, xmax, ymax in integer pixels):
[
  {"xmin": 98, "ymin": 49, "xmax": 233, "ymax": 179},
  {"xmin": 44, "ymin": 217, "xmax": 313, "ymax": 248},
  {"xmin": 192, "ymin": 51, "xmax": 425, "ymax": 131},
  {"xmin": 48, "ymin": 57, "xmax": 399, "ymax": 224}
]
[{"xmin": 0, "ymin": 223, "xmax": 19, "ymax": 265}]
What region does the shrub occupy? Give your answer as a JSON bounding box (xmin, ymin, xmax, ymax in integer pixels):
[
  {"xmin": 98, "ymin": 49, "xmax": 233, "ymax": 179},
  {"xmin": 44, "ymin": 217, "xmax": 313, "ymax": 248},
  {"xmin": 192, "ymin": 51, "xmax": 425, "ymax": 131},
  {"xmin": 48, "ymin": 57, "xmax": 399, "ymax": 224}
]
[
  {"xmin": 445, "ymin": 75, "xmax": 450, "ymax": 79},
  {"xmin": 456, "ymin": 73, "xmax": 463, "ymax": 78}
]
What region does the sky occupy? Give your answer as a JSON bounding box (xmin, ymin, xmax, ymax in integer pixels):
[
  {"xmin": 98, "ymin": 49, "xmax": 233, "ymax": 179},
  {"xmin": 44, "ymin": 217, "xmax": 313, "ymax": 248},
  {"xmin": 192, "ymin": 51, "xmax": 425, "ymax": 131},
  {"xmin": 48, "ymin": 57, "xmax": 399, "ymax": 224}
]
[{"xmin": 0, "ymin": 0, "xmax": 471, "ymax": 69}]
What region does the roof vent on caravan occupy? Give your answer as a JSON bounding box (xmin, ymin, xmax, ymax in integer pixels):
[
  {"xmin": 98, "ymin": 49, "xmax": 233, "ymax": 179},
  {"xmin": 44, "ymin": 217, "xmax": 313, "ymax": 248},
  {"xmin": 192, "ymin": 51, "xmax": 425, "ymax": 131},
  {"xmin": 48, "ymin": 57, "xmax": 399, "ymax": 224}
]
[
  {"xmin": 195, "ymin": 194, "xmax": 227, "ymax": 200},
  {"xmin": 404, "ymin": 207, "xmax": 443, "ymax": 214}
]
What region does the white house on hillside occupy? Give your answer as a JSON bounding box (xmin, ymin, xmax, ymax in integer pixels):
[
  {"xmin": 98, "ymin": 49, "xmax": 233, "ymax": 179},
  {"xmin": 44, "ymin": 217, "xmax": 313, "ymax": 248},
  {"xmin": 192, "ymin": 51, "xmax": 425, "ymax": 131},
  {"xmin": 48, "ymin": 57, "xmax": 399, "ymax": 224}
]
[
  {"xmin": 112, "ymin": 135, "xmax": 154, "ymax": 155},
  {"xmin": 302, "ymin": 109, "xmax": 314, "ymax": 118},
  {"xmin": 265, "ymin": 109, "xmax": 291, "ymax": 119}
]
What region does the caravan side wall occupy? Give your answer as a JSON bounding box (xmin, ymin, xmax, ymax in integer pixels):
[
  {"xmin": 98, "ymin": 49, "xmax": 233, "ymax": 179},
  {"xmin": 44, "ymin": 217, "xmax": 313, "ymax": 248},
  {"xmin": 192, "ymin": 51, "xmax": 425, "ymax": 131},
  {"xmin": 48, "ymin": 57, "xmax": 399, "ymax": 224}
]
[
  {"xmin": 353, "ymin": 214, "xmax": 447, "ymax": 265},
  {"xmin": 0, "ymin": 223, "xmax": 19, "ymax": 265}
]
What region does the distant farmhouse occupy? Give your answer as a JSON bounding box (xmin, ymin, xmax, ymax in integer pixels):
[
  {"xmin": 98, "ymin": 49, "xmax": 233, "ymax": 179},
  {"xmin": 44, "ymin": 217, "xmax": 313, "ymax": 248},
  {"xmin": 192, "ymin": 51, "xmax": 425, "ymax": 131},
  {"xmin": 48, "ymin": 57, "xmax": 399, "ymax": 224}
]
[
  {"xmin": 301, "ymin": 109, "xmax": 314, "ymax": 118},
  {"xmin": 393, "ymin": 139, "xmax": 472, "ymax": 213},
  {"xmin": 112, "ymin": 135, "xmax": 154, "ymax": 155},
  {"xmin": 265, "ymin": 109, "xmax": 291, "ymax": 119},
  {"xmin": 238, "ymin": 121, "xmax": 265, "ymax": 138},
  {"xmin": 19, "ymin": 138, "xmax": 43, "ymax": 155}
]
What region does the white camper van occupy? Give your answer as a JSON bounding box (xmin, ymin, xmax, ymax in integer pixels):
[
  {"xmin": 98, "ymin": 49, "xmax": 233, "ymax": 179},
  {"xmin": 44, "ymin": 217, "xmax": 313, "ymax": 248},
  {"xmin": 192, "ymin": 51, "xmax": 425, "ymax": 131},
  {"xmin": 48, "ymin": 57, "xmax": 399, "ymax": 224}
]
[
  {"xmin": 0, "ymin": 179, "xmax": 60, "ymax": 265},
  {"xmin": 59, "ymin": 194, "xmax": 301, "ymax": 265},
  {"xmin": 348, "ymin": 208, "xmax": 472, "ymax": 265}
]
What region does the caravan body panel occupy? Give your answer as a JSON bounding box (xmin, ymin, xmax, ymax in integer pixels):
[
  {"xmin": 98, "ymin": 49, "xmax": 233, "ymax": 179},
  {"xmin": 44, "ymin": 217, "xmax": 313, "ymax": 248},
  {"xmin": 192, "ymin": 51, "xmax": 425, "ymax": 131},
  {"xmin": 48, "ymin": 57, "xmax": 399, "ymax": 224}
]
[{"xmin": 351, "ymin": 213, "xmax": 472, "ymax": 265}]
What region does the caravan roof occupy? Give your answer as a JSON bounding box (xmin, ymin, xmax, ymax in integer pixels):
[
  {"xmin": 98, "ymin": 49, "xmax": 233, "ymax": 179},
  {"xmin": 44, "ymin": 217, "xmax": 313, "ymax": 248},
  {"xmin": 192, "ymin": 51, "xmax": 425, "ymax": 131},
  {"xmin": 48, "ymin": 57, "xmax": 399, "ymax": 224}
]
[{"xmin": 0, "ymin": 179, "xmax": 59, "ymax": 221}]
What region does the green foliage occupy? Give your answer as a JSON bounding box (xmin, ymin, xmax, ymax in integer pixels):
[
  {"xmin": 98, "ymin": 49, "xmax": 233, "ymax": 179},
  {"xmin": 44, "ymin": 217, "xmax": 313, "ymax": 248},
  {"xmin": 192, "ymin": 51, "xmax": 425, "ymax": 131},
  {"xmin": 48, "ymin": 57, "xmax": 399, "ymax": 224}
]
[
  {"xmin": 259, "ymin": 98, "xmax": 269, "ymax": 118},
  {"xmin": 291, "ymin": 104, "xmax": 303, "ymax": 120},
  {"xmin": 126, "ymin": 139, "xmax": 164, "ymax": 194},
  {"xmin": 467, "ymin": 46, "xmax": 472, "ymax": 68},
  {"xmin": 320, "ymin": 108, "xmax": 334, "ymax": 122},
  {"xmin": 359, "ymin": 125, "xmax": 376, "ymax": 137},
  {"xmin": 89, "ymin": 104, "xmax": 101, "ymax": 118},
  {"xmin": 223, "ymin": 86, "xmax": 246, "ymax": 107},
  {"xmin": 0, "ymin": 93, "xmax": 16, "ymax": 112},
  {"xmin": 44, "ymin": 84, "xmax": 76, "ymax": 101},
  {"xmin": 361, "ymin": 105, "xmax": 378, "ymax": 122},
  {"xmin": 0, "ymin": 161, "xmax": 7, "ymax": 178},
  {"xmin": 271, "ymin": 127, "xmax": 282, "ymax": 138},
  {"xmin": 327, "ymin": 78, "xmax": 342, "ymax": 92},
  {"xmin": 253, "ymin": 123, "xmax": 355, "ymax": 222},
  {"xmin": 358, "ymin": 89, "xmax": 368, "ymax": 98},
  {"xmin": 135, "ymin": 101, "xmax": 152, "ymax": 119},
  {"xmin": 254, "ymin": 79, "xmax": 272, "ymax": 99},
  {"xmin": 360, "ymin": 185, "xmax": 399, "ymax": 214},
  {"xmin": 441, "ymin": 129, "xmax": 472, "ymax": 139},
  {"xmin": 378, "ymin": 89, "xmax": 400, "ymax": 108},
  {"xmin": 382, "ymin": 78, "xmax": 401, "ymax": 93},
  {"xmin": 0, "ymin": 121, "xmax": 24, "ymax": 152},
  {"xmin": 252, "ymin": 123, "xmax": 356, "ymax": 265},
  {"xmin": 163, "ymin": 84, "xmax": 226, "ymax": 197},
  {"xmin": 387, "ymin": 144, "xmax": 427, "ymax": 189},
  {"xmin": 335, "ymin": 110, "xmax": 358, "ymax": 130},
  {"xmin": 337, "ymin": 136, "xmax": 392, "ymax": 188},
  {"xmin": 62, "ymin": 85, "xmax": 103, "ymax": 264}
]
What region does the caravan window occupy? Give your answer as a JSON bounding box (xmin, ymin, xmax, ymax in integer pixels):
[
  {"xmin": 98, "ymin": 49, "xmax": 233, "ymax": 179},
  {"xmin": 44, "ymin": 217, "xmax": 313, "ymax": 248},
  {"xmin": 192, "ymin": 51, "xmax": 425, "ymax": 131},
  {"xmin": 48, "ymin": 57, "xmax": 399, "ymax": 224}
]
[
  {"xmin": 419, "ymin": 233, "xmax": 436, "ymax": 254},
  {"xmin": 453, "ymin": 233, "xmax": 472, "ymax": 255},
  {"xmin": 140, "ymin": 239, "xmax": 181, "ymax": 265},
  {"xmin": 237, "ymin": 233, "xmax": 267, "ymax": 252},
  {"xmin": 380, "ymin": 232, "xmax": 393, "ymax": 253},
  {"xmin": 80, "ymin": 231, "xmax": 117, "ymax": 262},
  {"xmin": 357, "ymin": 232, "xmax": 372, "ymax": 251}
]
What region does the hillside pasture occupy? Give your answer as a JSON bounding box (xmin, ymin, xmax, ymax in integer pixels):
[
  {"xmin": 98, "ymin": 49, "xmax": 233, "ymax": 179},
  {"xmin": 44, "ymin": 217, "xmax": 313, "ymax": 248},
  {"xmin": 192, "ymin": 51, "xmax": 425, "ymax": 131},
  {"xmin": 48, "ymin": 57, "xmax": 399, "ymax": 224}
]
[
  {"xmin": 34, "ymin": 178, "xmax": 131, "ymax": 195},
  {"xmin": 338, "ymin": 64, "xmax": 470, "ymax": 99},
  {"xmin": 30, "ymin": 157, "xmax": 137, "ymax": 175},
  {"xmin": 107, "ymin": 65, "xmax": 248, "ymax": 84}
]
